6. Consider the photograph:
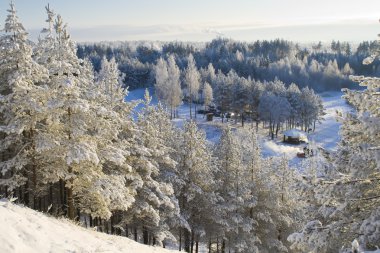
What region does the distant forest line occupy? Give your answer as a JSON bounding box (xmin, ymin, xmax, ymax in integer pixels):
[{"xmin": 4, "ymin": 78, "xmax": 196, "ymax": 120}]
[{"xmin": 78, "ymin": 38, "xmax": 380, "ymax": 91}]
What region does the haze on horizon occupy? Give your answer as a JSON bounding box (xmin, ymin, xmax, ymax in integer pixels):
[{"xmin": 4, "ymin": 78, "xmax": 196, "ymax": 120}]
[{"xmin": 1, "ymin": 0, "xmax": 380, "ymax": 42}]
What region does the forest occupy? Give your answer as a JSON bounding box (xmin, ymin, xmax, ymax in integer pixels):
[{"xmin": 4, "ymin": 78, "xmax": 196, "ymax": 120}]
[
  {"xmin": 0, "ymin": 2, "xmax": 380, "ymax": 253},
  {"xmin": 78, "ymin": 38, "xmax": 380, "ymax": 92}
]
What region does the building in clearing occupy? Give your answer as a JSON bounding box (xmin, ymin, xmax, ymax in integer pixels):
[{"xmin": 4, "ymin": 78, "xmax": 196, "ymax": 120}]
[{"xmin": 283, "ymin": 129, "xmax": 309, "ymax": 144}]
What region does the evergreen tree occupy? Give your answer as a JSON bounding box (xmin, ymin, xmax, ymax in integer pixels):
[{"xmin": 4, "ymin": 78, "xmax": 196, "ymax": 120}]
[
  {"xmin": 0, "ymin": 2, "xmax": 49, "ymax": 206},
  {"xmin": 173, "ymin": 121, "xmax": 215, "ymax": 252},
  {"xmin": 184, "ymin": 54, "xmax": 201, "ymax": 119}
]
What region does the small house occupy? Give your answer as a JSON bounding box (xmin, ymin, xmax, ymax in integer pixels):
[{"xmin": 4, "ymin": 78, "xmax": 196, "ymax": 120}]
[{"xmin": 283, "ymin": 129, "xmax": 308, "ymax": 144}]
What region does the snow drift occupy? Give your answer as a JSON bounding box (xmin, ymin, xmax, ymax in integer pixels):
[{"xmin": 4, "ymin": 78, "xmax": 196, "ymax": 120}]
[{"xmin": 0, "ymin": 199, "xmax": 178, "ymax": 253}]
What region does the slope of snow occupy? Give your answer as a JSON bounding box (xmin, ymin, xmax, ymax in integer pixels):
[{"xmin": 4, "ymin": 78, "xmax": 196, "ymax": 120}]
[{"xmin": 0, "ymin": 199, "xmax": 178, "ymax": 253}]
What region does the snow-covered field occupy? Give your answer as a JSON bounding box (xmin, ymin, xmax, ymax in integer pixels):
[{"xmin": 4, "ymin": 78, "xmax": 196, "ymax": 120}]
[
  {"xmin": 126, "ymin": 89, "xmax": 351, "ymax": 167},
  {"xmin": 259, "ymin": 91, "xmax": 352, "ymax": 166},
  {"xmin": 0, "ymin": 199, "xmax": 178, "ymax": 253}
]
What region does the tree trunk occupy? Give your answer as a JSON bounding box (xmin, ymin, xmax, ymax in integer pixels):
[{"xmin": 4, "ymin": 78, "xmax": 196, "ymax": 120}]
[
  {"xmin": 189, "ymin": 95, "xmax": 192, "ymax": 119},
  {"xmin": 195, "ymin": 240, "xmax": 199, "ymax": 253},
  {"xmin": 98, "ymin": 218, "xmax": 104, "ymax": 232},
  {"xmin": 190, "ymin": 231, "xmax": 194, "ymax": 253},
  {"xmin": 111, "ymin": 215, "xmax": 115, "ymax": 234},
  {"xmin": 59, "ymin": 179, "xmax": 65, "ymax": 215},
  {"xmin": 134, "ymin": 227, "xmax": 138, "ymax": 242},
  {"xmin": 276, "ymin": 123, "xmax": 280, "ymax": 137},
  {"xmin": 24, "ymin": 179, "xmax": 30, "ymax": 207},
  {"xmin": 221, "ymin": 239, "xmax": 226, "ymax": 253},
  {"xmin": 143, "ymin": 226, "xmax": 149, "ymax": 245},
  {"xmin": 66, "ymin": 185, "xmax": 75, "ymax": 220},
  {"xmin": 184, "ymin": 229, "xmax": 191, "ymax": 252},
  {"xmin": 179, "ymin": 228, "xmax": 182, "ymax": 251},
  {"xmin": 48, "ymin": 184, "xmax": 53, "ymax": 214}
]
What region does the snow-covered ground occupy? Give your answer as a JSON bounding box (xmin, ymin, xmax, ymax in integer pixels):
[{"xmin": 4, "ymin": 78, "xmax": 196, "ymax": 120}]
[
  {"xmin": 126, "ymin": 89, "xmax": 351, "ymax": 167},
  {"xmin": 258, "ymin": 91, "xmax": 352, "ymax": 166},
  {"xmin": 311, "ymin": 91, "xmax": 352, "ymax": 151},
  {"xmin": 0, "ymin": 199, "xmax": 178, "ymax": 253}
]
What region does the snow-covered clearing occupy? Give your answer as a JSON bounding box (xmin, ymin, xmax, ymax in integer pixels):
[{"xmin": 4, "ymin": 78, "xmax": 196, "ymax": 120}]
[
  {"xmin": 258, "ymin": 91, "xmax": 352, "ymax": 166},
  {"xmin": 127, "ymin": 89, "xmax": 351, "ymax": 167},
  {"xmin": 0, "ymin": 199, "xmax": 178, "ymax": 253}
]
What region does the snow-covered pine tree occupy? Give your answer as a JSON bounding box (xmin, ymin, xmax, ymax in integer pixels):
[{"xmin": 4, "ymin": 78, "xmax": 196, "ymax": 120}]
[
  {"xmin": 184, "ymin": 54, "xmax": 201, "ymax": 119},
  {"xmin": 213, "ymin": 127, "xmax": 256, "ymax": 253},
  {"xmin": 154, "ymin": 57, "xmax": 169, "ymax": 105},
  {"xmin": 259, "ymin": 91, "xmax": 291, "ymax": 139},
  {"xmin": 166, "ymin": 55, "xmax": 182, "ymax": 119},
  {"xmin": 238, "ymin": 128, "xmax": 301, "ymax": 253},
  {"xmin": 96, "ymin": 56, "xmax": 125, "ymax": 106},
  {"xmin": 246, "ymin": 79, "xmax": 264, "ymax": 129},
  {"xmin": 34, "ymin": 13, "xmax": 138, "ymax": 220},
  {"xmin": 299, "ymin": 87, "xmax": 322, "ymax": 132},
  {"xmin": 286, "ymin": 83, "xmax": 302, "ymax": 129},
  {"xmin": 230, "ymin": 75, "xmax": 248, "ymax": 126},
  {"xmin": 202, "ymin": 82, "xmax": 213, "ymax": 110},
  {"xmin": 213, "ymin": 71, "xmax": 232, "ymax": 123},
  {"xmin": 173, "ymin": 121, "xmax": 215, "ymax": 252},
  {"xmin": 0, "ymin": 2, "xmax": 49, "ymax": 207},
  {"xmin": 122, "ymin": 89, "xmax": 181, "ymax": 245}
]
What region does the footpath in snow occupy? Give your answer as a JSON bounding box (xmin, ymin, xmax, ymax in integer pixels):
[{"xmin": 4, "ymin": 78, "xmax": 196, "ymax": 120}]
[{"xmin": 0, "ymin": 199, "xmax": 178, "ymax": 253}]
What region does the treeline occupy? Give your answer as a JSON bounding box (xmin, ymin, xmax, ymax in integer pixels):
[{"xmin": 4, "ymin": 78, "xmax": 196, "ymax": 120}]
[
  {"xmin": 78, "ymin": 37, "xmax": 380, "ymax": 92},
  {"xmin": 0, "ymin": 4, "xmax": 303, "ymax": 253}
]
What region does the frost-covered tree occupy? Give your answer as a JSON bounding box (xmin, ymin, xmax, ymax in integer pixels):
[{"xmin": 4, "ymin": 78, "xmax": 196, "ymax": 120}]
[
  {"xmin": 33, "ymin": 13, "xmax": 139, "ymax": 220},
  {"xmin": 154, "ymin": 57, "xmax": 168, "ymax": 104},
  {"xmin": 96, "ymin": 56, "xmax": 125, "ymax": 105},
  {"xmin": 213, "ymin": 127, "xmax": 257, "ymax": 253},
  {"xmin": 235, "ymin": 128, "xmax": 301, "ymax": 253},
  {"xmin": 202, "ymin": 82, "xmax": 213, "ymax": 110},
  {"xmin": 166, "ymin": 55, "xmax": 182, "ymax": 119},
  {"xmin": 247, "ymin": 79, "xmax": 264, "ymax": 129},
  {"xmin": 259, "ymin": 91, "xmax": 291, "ymax": 139},
  {"xmin": 299, "ymin": 87, "xmax": 323, "ymax": 131},
  {"xmin": 122, "ymin": 90, "xmax": 181, "ymax": 245},
  {"xmin": 184, "ymin": 54, "xmax": 201, "ymax": 119},
  {"xmin": 154, "ymin": 55, "xmax": 182, "ymax": 119},
  {"xmin": 0, "ymin": 2, "xmax": 48, "ymax": 206},
  {"xmin": 286, "ymin": 83, "xmax": 302, "ymax": 129},
  {"xmin": 213, "ymin": 71, "xmax": 232, "ymax": 123},
  {"xmin": 172, "ymin": 121, "xmax": 215, "ymax": 252}
]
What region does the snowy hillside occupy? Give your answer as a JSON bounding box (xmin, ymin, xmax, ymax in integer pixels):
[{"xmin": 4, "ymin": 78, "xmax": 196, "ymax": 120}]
[{"xmin": 0, "ymin": 199, "xmax": 178, "ymax": 253}]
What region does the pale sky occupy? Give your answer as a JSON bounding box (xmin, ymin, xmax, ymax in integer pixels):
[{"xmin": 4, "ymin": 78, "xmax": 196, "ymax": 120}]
[{"xmin": 1, "ymin": 0, "xmax": 380, "ymax": 42}]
